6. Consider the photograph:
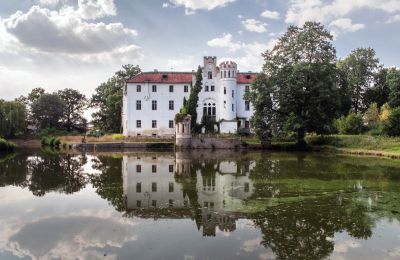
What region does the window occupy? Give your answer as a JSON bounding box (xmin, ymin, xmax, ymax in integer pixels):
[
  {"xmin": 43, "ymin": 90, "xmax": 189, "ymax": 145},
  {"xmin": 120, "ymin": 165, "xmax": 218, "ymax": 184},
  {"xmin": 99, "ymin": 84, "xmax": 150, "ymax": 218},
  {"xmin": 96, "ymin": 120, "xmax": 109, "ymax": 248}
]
[
  {"xmin": 152, "ymin": 165, "xmax": 157, "ymax": 173},
  {"xmin": 162, "ymin": 74, "xmax": 168, "ymax": 79},
  {"xmin": 137, "ymin": 85, "xmax": 141, "ymax": 92},
  {"xmin": 184, "ymin": 200, "xmax": 188, "ymax": 207},
  {"xmin": 169, "ymin": 100, "xmax": 174, "ymax": 110},
  {"xmin": 224, "ymin": 87, "xmax": 226, "ymax": 95},
  {"xmin": 205, "ymin": 85, "xmax": 209, "ymax": 92},
  {"xmin": 169, "ymin": 182, "xmax": 174, "ymax": 192},
  {"xmin": 136, "ymin": 200, "xmax": 141, "ymax": 207},
  {"xmin": 152, "ymin": 100, "xmax": 157, "ymax": 110},
  {"xmin": 224, "ymin": 100, "xmax": 226, "ymax": 108},
  {"xmin": 184, "ymin": 85, "xmax": 189, "ymax": 92},
  {"xmin": 208, "ymin": 71, "xmax": 212, "ymax": 79},
  {"xmin": 136, "ymin": 120, "xmax": 141, "ymax": 128},
  {"xmin": 224, "ymin": 71, "xmax": 226, "ymax": 78},
  {"xmin": 152, "ymin": 85, "xmax": 157, "ymax": 92},
  {"xmin": 246, "ymin": 75, "xmax": 251, "ymax": 79},
  {"xmin": 228, "ymin": 71, "xmax": 231, "ymax": 77},
  {"xmin": 245, "ymin": 85, "xmax": 250, "ymax": 92},
  {"xmin": 169, "ymin": 120, "xmax": 174, "ymax": 129},
  {"xmin": 136, "ymin": 164, "xmax": 141, "ymax": 172},
  {"xmin": 169, "ymin": 85, "xmax": 174, "ymax": 92},
  {"xmin": 136, "ymin": 182, "xmax": 141, "ymax": 193},
  {"xmin": 211, "ymin": 85, "xmax": 215, "ymax": 91},
  {"xmin": 245, "ymin": 101, "xmax": 250, "ymax": 111},
  {"xmin": 232, "ymin": 104, "xmax": 234, "ymax": 112},
  {"xmin": 152, "ymin": 200, "xmax": 157, "ymax": 207},
  {"xmin": 221, "ymin": 71, "xmax": 223, "ymax": 78},
  {"xmin": 152, "ymin": 182, "xmax": 157, "ymax": 192},
  {"xmin": 232, "ymin": 90, "xmax": 234, "ymax": 98},
  {"xmin": 169, "ymin": 165, "xmax": 174, "ymax": 172},
  {"xmin": 136, "ymin": 100, "xmax": 141, "ymax": 110},
  {"xmin": 245, "ymin": 120, "xmax": 250, "ymax": 129},
  {"xmin": 152, "ymin": 120, "xmax": 157, "ymax": 128}
]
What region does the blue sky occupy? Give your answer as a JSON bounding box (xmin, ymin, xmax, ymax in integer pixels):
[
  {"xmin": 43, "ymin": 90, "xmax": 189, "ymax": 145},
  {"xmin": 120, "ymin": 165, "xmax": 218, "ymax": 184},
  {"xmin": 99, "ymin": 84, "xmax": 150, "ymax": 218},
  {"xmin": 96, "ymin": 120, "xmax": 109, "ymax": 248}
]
[{"xmin": 0, "ymin": 0, "xmax": 399, "ymax": 99}]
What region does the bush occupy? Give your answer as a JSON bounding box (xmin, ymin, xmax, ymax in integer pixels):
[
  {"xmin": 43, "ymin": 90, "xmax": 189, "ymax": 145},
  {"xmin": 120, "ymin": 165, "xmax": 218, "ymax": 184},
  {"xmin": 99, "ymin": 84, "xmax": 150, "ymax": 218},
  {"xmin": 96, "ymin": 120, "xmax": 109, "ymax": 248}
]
[
  {"xmin": 111, "ymin": 134, "xmax": 124, "ymax": 140},
  {"xmin": 335, "ymin": 113, "xmax": 365, "ymax": 134},
  {"xmin": 41, "ymin": 136, "xmax": 60, "ymax": 148},
  {"xmin": 0, "ymin": 138, "xmax": 16, "ymax": 151},
  {"xmin": 384, "ymin": 107, "xmax": 400, "ymax": 136}
]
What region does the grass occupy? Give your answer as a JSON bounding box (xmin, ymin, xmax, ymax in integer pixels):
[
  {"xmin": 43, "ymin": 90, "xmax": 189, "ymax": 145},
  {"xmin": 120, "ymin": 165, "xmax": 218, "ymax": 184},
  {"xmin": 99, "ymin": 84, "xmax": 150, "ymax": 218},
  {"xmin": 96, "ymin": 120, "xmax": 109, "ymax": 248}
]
[{"xmin": 58, "ymin": 134, "xmax": 174, "ymax": 144}]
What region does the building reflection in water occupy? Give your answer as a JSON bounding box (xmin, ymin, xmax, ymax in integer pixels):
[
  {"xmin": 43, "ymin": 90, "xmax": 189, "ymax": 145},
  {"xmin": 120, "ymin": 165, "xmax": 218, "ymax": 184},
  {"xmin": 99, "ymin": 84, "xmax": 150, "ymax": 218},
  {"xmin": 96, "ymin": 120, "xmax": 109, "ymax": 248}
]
[{"xmin": 122, "ymin": 152, "xmax": 255, "ymax": 236}]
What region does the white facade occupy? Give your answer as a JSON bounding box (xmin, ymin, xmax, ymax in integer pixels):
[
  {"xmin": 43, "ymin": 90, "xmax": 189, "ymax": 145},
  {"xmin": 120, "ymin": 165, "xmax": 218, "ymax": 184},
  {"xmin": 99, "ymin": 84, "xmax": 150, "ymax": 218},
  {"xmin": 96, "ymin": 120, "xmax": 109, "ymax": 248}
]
[{"xmin": 123, "ymin": 56, "xmax": 255, "ymax": 136}]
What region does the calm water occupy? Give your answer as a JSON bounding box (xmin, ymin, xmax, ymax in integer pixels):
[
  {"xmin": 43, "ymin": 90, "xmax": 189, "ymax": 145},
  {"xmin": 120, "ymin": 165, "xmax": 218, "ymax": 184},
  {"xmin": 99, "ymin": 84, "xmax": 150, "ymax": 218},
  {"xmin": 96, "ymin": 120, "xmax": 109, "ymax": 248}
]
[{"xmin": 1, "ymin": 150, "xmax": 400, "ymax": 260}]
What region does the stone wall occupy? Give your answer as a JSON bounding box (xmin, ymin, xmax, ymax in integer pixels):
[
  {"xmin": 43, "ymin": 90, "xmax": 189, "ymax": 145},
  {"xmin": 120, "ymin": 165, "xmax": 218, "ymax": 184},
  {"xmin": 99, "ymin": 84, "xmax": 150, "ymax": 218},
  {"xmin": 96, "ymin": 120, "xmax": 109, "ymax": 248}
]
[{"xmin": 178, "ymin": 135, "xmax": 247, "ymax": 150}]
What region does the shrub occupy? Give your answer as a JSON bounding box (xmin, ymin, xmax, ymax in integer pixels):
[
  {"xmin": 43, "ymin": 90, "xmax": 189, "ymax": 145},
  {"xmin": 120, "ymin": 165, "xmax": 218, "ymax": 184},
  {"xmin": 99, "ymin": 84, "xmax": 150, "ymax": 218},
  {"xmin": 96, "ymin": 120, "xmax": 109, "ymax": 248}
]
[
  {"xmin": 111, "ymin": 133, "xmax": 124, "ymax": 140},
  {"xmin": 384, "ymin": 107, "xmax": 400, "ymax": 136},
  {"xmin": 0, "ymin": 138, "xmax": 16, "ymax": 151},
  {"xmin": 41, "ymin": 136, "xmax": 60, "ymax": 148},
  {"xmin": 335, "ymin": 113, "xmax": 364, "ymax": 134}
]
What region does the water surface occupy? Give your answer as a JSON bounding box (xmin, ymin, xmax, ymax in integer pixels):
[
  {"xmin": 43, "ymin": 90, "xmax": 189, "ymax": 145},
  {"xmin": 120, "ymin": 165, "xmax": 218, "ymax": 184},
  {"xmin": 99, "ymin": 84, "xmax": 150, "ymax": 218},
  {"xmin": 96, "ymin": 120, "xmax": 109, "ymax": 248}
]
[{"xmin": 1, "ymin": 150, "xmax": 400, "ymax": 260}]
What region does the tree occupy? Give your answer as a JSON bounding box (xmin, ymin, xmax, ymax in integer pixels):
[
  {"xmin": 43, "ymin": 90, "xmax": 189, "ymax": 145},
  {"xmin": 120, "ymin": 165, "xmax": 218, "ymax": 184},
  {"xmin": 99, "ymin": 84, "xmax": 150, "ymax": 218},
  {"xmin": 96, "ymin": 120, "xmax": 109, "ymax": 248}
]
[
  {"xmin": 91, "ymin": 64, "xmax": 141, "ymax": 132},
  {"xmin": 248, "ymin": 22, "xmax": 339, "ymax": 146},
  {"xmin": 244, "ymin": 74, "xmax": 275, "ymax": 146},
  {"xmin": 384, "ymin": 107, "xmax": 400, "ymax": 136},
  {"xmin": 31, "ymin": 93, "xmax": 64, "ymax": 129},
  {"xmin": 387, "ymin": 68, "xmax": 400, "ymax": 108},
  {"xmin": 338, "ymin": 48, "xmax": 379, "ymax": 113},
  {"xmin": 58, "ymin": 88, "xmax": 87, "ymax": 132},
  {"xmin": 187, "ymin": 66, "xmax": 202, "ymax": 131},
  {"xmin": 0, "ymin": 100, "xmax": 27, "ymax": 138},
  {"xmin": 363, "ymin": 103, "xmax": 380, "ymax": 127},
  {"xmin": 364, "ymin": 67, "xmax": 390, "ymax": 109}
]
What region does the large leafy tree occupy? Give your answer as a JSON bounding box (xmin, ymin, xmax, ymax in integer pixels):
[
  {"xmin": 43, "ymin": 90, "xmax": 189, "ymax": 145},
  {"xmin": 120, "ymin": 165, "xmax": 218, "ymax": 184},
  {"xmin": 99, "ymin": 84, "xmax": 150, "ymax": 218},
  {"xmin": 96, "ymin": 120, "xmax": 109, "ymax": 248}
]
[
  {"xmin": 337, "ymin": 48, "xmax": 379, "ymax": 113},
  {"xmin": 386, "ymin": 68, "xmax": 400, "ymax": 108},
  {"xmin": 91, "ymin": 64, "xmax": 141, "ymax": 132},
  {"xmin": 247, "ymin": 22, "xmax": 339, "ymax": 146},
  {"xmin": 58, "ymin": 88, "xmax": 88, "ymax": 132},
  {"xmin": 0, "ymin": 100, "xmax": 27, "ymax": 138},
  {"xmin": 364, "ymin": 67, "xmax": 390, "ymax": 109},
  {"xmin": 31, "ymin": 93, "xmax": 64, "ymax": 129}
]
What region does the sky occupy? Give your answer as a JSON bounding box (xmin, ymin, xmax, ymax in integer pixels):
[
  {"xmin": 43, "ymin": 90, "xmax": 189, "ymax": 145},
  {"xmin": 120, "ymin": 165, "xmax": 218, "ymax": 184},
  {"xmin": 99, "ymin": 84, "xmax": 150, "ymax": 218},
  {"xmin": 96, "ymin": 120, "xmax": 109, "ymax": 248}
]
[{"xmin": 0, "ymin": 0, "xmax": 400, "ymax": 100}]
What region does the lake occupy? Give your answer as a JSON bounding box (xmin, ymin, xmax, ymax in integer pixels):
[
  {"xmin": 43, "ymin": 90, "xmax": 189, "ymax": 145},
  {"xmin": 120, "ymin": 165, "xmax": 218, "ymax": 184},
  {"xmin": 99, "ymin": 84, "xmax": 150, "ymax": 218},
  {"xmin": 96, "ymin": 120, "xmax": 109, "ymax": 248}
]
[{"xmin": 1, "ymin": 149, "xmax": 400, "ymax": 260}]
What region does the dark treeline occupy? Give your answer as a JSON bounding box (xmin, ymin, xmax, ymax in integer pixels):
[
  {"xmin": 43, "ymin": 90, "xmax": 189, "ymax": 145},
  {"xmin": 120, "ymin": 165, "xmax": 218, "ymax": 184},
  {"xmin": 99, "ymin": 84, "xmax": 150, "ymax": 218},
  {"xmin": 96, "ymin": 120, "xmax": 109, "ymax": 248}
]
[{"xmin": 245, "ymin": 21, "xmax": 400, "ymax": 146}]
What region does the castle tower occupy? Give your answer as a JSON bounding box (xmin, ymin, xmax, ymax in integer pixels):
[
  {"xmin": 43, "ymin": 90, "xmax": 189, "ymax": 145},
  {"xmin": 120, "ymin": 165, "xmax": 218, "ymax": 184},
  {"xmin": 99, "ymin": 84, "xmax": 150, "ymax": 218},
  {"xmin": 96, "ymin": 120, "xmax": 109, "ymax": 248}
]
[
  {"xmin": 219, "ymin": 61, "xmax": 237, "ymax": 121},
  {"xmin": 175, "ymin": 115, "xmax": 192, "ymax": 149}
]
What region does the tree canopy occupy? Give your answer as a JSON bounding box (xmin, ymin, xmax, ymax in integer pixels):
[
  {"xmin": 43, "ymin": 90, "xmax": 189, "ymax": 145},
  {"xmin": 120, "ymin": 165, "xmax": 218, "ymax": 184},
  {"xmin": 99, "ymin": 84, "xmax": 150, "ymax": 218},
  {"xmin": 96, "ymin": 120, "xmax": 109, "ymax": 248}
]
[
  {"xmin": 91, "ymin": 64, "xmax": 141, "ymax": 133},
  {"xmin": 31, "ymin": 93, "xmax": 64, "ymax": 129},
  {"xmin": 58, "ymin": 88, "xmax": 88, "ymax": 132}
]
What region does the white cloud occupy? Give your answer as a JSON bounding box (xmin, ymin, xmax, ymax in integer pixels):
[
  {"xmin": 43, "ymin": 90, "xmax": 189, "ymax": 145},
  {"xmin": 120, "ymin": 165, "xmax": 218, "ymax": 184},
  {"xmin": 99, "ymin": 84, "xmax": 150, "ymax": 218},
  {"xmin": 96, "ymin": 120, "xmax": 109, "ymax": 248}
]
[
  {"xmin": 241, "ymin": 18, "xmax": 268, "ymax": 33},
  {"xmin": 168, "ymin": 0, "xmax": 235, "ymax": 14},
  {"xmin": 38, "ymin": 0, "xmax": 62, "ymax": 7},
  {"xmin": 167, "ymin": 55, "xmax": 197, "ymax": 71},
  {"xmin": 162, "ymin": 2, "xmax": 170, "ymax": 8},
  {"xmin": 77, "ymin": 0, "xmax": 117, "ymax": 20},
  {"xmin": 261, "ymin": 9, "xmax": 280, "ymax": 20},
  {"xmin": 329, "ymin": 18, "xmax": 365, "ymax": 37},
  {"xmin": 386, "ymin": 14, "xmax": 400, "ymax": 23},
  {"xmin": 3, "ymin": 5, "xmax": 138, "ymax": 56},
  {"xmin": 207, "ymin": 33, "xmax": 242, "ymax": 51},
  {"xmin": 286, "ymin": 0, "xmax": 400, "ymax": 26},
  {"xmin": 333, "ymin": 239, "xmax": 361, "ymax": 253}
]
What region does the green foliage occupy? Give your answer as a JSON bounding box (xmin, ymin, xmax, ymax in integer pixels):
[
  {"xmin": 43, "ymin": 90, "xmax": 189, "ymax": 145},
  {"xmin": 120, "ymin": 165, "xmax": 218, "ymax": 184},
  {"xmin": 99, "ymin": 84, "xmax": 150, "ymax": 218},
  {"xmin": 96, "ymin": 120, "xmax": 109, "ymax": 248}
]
[
  {"xmin": 0, "ymin": 138, "xmax": 16, "ymax": 151},
  {"xmin": 111, "ymin": 134, "xmax": 124, "ymax": 140},
  {"xmin": 186, "ymin": 66, "xmax": 202, "ymax": 132},
  {"xmin": 363, "ymin": 103, "xmax": 380, "ymax": 127},
  {"xmin": 58, "ymin": 88, "xmax": 88, "ymax": 132},
  {"xmin": 41, "ymin": 136, "xmax": 61, "ymax": 148},
  {"xmin": 0, "ymin": 99, "xmax": 27, "ymax": 138},
  {"xmin": 91, "ymin": 64, "xmax": 141, "ymax": 133},
  {"xmin": 383, "ymin": 107, "xmax": 400, "ymax": 136},
  {"xmin": 86, "ymin": 129, "xmax": 104, "ymax": 137},
  {"xmin": 31, "ymin": 93, "xmax": 64, "ymax": 129},
  {"xmin": 248, "ymin": 22, "xmax": 339, "ymax": 146},
  {"xmin": 201, "ymin": 116, "xmax": 216, "ymax": 134},
  {"xmin": 335, "ymin": 113, "xmax": 364, "ymax": 134},
  {"xmin": 364, "ymin": 67, "xmax": 390, "ymax": 109},
  {"xmin": 386, "ymin": 68, "xmax": 400, "ymax": 108},
  {"xmin": 337, "ymin": 48, "xmax": 380, "ymax": 113}
]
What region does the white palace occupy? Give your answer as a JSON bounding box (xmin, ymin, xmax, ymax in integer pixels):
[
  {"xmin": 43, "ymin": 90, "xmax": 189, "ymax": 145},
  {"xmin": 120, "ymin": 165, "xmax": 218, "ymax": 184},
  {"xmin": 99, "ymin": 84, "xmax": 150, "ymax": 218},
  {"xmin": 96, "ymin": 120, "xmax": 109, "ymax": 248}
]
[{"xmin": 122, "ymin": 56, "xmax": 256, "ymax": 137}]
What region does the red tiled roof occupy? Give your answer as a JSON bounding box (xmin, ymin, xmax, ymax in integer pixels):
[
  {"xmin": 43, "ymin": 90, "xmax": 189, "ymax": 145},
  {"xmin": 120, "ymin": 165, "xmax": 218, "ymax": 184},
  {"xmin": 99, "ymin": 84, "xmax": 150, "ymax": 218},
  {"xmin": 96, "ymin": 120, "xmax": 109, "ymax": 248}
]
[
  {"xmin": 127, "ymin": 72, "xmax": 193, "ymax": 84},
  {"xmin": 237, "ymin": 73, "xmax": 257, "ymax": 84}
]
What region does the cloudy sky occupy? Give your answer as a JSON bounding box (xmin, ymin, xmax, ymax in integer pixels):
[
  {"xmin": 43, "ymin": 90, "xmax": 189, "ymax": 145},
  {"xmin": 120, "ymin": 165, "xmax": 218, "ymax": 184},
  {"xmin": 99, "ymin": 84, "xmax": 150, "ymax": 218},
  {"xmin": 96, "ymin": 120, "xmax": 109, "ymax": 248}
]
[{"xmin": 1, "ymin": 0, "xmax": 400, "ymax": 100}]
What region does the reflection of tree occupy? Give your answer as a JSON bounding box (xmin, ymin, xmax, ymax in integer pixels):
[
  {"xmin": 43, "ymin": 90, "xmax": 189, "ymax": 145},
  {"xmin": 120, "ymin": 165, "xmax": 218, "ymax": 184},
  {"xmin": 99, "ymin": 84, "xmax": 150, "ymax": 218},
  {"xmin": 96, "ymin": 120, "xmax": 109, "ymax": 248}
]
[
  {"xmin": 0, "ymin": 152, "xmax": 28, "ymax": 187},
  {"xmin": 252, "ymin": 195, "xmax": 374, "ymax": 260},
  {"xmin": 28, "ymin": 153, "xmax": 88, "ymax": 196},
  {"xmin": 89, "ymin": 155, "xmax": 125, "ymax": 212}
]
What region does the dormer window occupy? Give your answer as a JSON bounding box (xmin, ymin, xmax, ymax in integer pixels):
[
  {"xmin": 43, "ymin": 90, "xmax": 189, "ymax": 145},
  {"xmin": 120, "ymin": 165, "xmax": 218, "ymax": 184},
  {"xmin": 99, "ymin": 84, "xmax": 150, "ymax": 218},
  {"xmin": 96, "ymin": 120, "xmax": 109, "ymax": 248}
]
[
  {"xmin": 162, "ymin": 74, "xmax": 168, "ymax": 79},
  {"xmin": 246, "ymin": 75, "xmax": 251, "ymax": 79}
]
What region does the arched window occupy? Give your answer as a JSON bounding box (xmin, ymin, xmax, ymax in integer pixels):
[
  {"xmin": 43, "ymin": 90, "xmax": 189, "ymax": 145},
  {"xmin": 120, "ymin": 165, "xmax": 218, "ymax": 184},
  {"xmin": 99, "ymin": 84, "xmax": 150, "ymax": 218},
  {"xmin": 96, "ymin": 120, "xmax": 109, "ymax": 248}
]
[
  {"xmin": 224, "ymin": 87, "xmax": 226, "ymax": 94},
  {"xmin": 224, "ymin": 71, "xmax": 226, "ymax": 78},
  {"xmin": 228, "ymin": 71, "xmax": 230, "ymax": 77}
]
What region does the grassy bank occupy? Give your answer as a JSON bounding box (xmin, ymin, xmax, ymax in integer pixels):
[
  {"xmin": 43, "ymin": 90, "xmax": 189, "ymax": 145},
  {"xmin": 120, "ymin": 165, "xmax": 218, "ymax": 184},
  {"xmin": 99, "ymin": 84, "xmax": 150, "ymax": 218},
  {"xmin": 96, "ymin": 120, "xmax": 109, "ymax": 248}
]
[{"xmin": 0, "ymin": 138, "xmax": 16, "ymax": 152}]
